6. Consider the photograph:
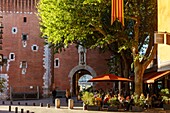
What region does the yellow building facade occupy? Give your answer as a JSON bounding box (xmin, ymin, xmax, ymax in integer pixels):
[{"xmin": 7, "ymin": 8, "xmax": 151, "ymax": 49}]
[
  {"xmin": 158, "ymin": 0, "xmax": 170, "ymax": 32},
  {"xmin": 156, "ymin": 0, "xmax": 170, "ymax": 72}
]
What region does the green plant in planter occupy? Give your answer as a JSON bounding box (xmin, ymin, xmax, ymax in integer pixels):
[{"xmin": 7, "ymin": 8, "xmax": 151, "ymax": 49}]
[
  {"xmin": 0, "ymin": 78, "xmax": 6, "ymax": 93},
  {"xmin": 159, "ymin": 88, "xmax": 170, "ymax": 104},
  {"xmin": 107, "ymin": 96, "xmax": 120, "ymax": 107},
  {"xmin": 81, "ymin": 91, "xmax": 95, "ymax": 105},
  {"xmin": 133, "ymin": 93, "xmax": 146, "ymax": 107}
]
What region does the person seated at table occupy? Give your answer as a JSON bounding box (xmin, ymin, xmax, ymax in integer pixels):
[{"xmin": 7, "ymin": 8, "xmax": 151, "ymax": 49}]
[
  {"xmin": 124, "ymin": 95, "xmax": 131, "ymax": 111},
  {"xmin": 103, "ymin": 94, "xmax": 111, "ymax": 108}
]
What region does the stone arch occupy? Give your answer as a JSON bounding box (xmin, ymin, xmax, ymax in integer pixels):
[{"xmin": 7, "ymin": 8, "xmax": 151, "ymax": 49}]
[{"xmin": 68, "ymin": 65, "xmax": 96, "ymax": 93}]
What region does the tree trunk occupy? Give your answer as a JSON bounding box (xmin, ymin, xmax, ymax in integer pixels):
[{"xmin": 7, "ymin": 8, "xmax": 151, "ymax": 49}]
[{"xmin": 134, "ymin": 63, "xmax": 145, "ymax": 96}]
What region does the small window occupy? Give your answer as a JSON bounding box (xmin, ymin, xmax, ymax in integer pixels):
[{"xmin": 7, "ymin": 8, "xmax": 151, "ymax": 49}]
[
  {"xmin": 154, "ymin": 33, "xmax": 164, "ymax": 44},
  {"xmin": 20, "ymin": 61, "xmax": 27, "ymax": 68},
  {"xmin": 23, "ymin": 17, "xmax": 27, "ymax": 22},
  {"xmin": 12, "ymin": 27, "xmax": 17, "ymax": 34},
  {"xmin": 0, "ymin": 54, "xmax": 3, "ymax": 65},
  {"xmin": 54, "ymin": 58, "xmax": 60, "ymax": 68},
  {"xmin": 22, "ymin": 34, "xmax": 28, "ymax": 40},
  {"xmin": 166, "ymin": 34, "xmax": 170, "ymax": 45},
  {"xmin": 9, "ymin": 53, "xmax": 15, "ymax": 61},
  {"xmin": 31, "ymin": 45, "xmax": 38, "ymax": 51}
]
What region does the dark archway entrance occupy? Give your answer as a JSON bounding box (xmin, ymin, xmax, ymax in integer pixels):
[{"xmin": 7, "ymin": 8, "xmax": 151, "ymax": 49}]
[{"xmin": 72, "ymin": 69, "xmax": 92, "ymax": 96}]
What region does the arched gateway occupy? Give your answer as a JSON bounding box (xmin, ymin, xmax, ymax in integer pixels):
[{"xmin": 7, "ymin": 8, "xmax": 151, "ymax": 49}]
[{"xmin": 68, "ymin": 65, "xmax": 96, "ymax": 96}]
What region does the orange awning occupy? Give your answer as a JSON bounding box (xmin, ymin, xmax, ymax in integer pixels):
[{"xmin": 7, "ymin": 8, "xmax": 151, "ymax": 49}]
[
  {"xmin": 144, "ymin": 71, "xmax": 170, "ymax": 83},
  {"xmin": 88, "ymin": 74, "xmax": 132, "ymax": 82}
]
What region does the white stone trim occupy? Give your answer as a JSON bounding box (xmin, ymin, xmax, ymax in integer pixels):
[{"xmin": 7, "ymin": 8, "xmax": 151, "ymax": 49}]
[{"xmin": 42, "ymin": 45, "xmax": 51, "ymax": 97}]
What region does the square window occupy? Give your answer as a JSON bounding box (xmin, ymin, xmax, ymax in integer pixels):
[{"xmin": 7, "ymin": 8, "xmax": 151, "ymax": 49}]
[
  {"xmin": 20, "ymin": 61, "xmax": 27, "ymax": 68},
  {"xmin": 22, "ymin": 34, "xmax": 27, "ymax": 40}
]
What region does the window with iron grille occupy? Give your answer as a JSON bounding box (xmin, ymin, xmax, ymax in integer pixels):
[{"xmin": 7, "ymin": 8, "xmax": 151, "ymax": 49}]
[
  {"xmin": 20, "ymin": 61, "xmax": 27, "ymax": 68},
  {"xmin": 22, "ymin": 34, "xmax": 28, "ymax": 41}
]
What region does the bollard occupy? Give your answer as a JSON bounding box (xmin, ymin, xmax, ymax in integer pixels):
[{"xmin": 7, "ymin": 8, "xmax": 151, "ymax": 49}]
[
  {"xmin": 21, "ymin": 109, "xmax": 24, "ymax": 113},
  {"xmin": 2, "ymin": 101, "xmax": 4, "ymax": 105},
  {"xmin": 33, "ymin": 103, "xmax": 36, "ymax": 106},
  {"xmin": 9, "ymin": 106, "xmax": 11, "ymax": 112},
  {"xmin": 15, "ymin": 107, "xmax": 18, "ymax": 113},
  {"xmin": 40, "ymin": 103, "xmax": 43, "ymax": 107},
  {"xmin": 18, "ymin": 102, "xmax": 20, "ymax": 105},
  {"xmin": 68, "ymin": 99, "xmax": 74, "ymax": 109},
  {"xmin": 26, "ymin": 110, "xmax": 29, "ymax": 113},
  {"xmin": 55, "ymin": 98, "xmax": 60, "ymax": 108},
  {"xmin": 47, "ymin": 103, "xmax": 50, "ymax": 108}
]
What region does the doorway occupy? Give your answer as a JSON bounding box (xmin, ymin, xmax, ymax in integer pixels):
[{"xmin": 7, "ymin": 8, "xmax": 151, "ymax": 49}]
[{"xmin": 72, "ymin": 69, "xmax": 92, "ymax": 96}]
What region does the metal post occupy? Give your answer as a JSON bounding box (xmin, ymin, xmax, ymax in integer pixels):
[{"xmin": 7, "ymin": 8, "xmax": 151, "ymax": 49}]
[
  {"xmin": 15, "ymin": 107, "xmax": 18, "ymax": 113},
  {"xmin": 10, "ymin": 86, "xmax": 12, "ymax": 100},
  {"xmin": 55, "ymin": 98, "xmax": 60, "ymax": 108},
  {"xmin": 37, "ymin": 86, "xmax": 39, "ymax": 99},
  {"xmin": 21, "ymin": 109, "xmax": 24, "ymax": 113},
  {"xmin": 40, "ymin": 103, "xmax": 43, "ymax": 107},
  {"xmin": 9, "ymin": 106, "xmax": 11, "ymax": 112},
  {"xmin": 47, "ymin": 103, "xmax": 50, "ymax": 108},
  {"xmin": 68, "ymin": 99, "xmax": 74, "ymax": 109}
]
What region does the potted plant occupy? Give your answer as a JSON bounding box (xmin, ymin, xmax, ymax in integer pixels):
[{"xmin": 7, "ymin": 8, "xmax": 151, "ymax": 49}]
[
  {"xmin": 159, "ymin": 88, "xmax": 170, "ymax": 110},
  {"xmin": 107, "ymin": 96, "xmax": 120, "ymax": 111},
  {"xmin": 131, "ymin": 93, "xmax": 146, "ymax": 112},
  {"xmin": 81, "ymin": 91, "xmax": 100, "ymax": 111}
]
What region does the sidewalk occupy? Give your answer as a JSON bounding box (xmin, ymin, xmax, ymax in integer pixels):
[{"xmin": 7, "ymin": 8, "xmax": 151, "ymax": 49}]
[
  {"xmin": 0, "ymin": 97, "xmax": 169, "ymax": 113},
  {"xmin": 0, "ymin": 97, "xmax": 84, "ymax": 113}
]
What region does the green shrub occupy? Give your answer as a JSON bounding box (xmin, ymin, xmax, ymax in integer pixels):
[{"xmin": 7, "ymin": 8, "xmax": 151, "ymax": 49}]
[{"xmin": 81, "ymin": 91, "xmax": 95, "ymax": 105}]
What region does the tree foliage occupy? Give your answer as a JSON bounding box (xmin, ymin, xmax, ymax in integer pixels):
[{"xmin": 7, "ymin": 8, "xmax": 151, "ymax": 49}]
[{"xmin": 37, "ymin": 0, "xmax": 157, "ymax": 95}]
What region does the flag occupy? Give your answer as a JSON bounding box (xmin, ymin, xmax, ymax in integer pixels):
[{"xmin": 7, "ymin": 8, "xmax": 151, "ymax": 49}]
[{"xmin": 111, "ymin": 0, "xmax": 124, "ymax": 25}]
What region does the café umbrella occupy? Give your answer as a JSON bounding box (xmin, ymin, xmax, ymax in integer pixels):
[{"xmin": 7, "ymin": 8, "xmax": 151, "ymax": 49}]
[
  {"xmin": 88, "ymin": 73, "xmax": 132, "ymax": 82},
  {"xmin": 88, "ymin": 74, "xmax": 132, "ymax": 93}
]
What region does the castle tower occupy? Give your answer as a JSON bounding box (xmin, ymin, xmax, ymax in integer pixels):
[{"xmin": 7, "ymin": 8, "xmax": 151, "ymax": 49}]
[{"xmin": 0, "ymin": 0, "xmax": 52, "ymax": 99}]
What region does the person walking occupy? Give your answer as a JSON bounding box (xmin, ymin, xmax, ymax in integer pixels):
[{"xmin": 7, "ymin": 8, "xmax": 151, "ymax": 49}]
[
  {"xmin": 52, "ymin": 87, "xmax": 57, "ymax": 104},
  {"xmin": 65, "ymin": 89, "xmax": 71, "ymax": 104}
]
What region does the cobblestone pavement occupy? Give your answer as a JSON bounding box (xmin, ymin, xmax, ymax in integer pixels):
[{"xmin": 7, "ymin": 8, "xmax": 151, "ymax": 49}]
[{"xmin": 0, "ymin": 97, "xmax": 169, "ymax": 113}]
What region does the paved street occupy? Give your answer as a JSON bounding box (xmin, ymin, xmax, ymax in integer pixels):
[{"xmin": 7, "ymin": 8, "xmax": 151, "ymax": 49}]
[{"xmin": 0, "ymin": 97, "xmax": 169, "ymax": 113}]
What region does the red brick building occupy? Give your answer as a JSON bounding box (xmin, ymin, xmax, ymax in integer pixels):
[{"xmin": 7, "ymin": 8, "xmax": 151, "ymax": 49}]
[{"xmin": 0, "ymin": 0, "xmax": 111, "ymax": 99}]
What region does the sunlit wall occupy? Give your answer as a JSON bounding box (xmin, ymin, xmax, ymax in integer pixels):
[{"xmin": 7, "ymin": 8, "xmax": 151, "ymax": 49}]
[{"xmin": 158, "ymin": 0, "xmax": 170, "ymax": 32}]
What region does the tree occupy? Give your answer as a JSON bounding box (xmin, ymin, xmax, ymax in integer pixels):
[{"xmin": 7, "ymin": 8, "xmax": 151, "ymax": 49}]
[{"xmin": 37, "ymin": 0, "xmax": 157, "ymax": 95}]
